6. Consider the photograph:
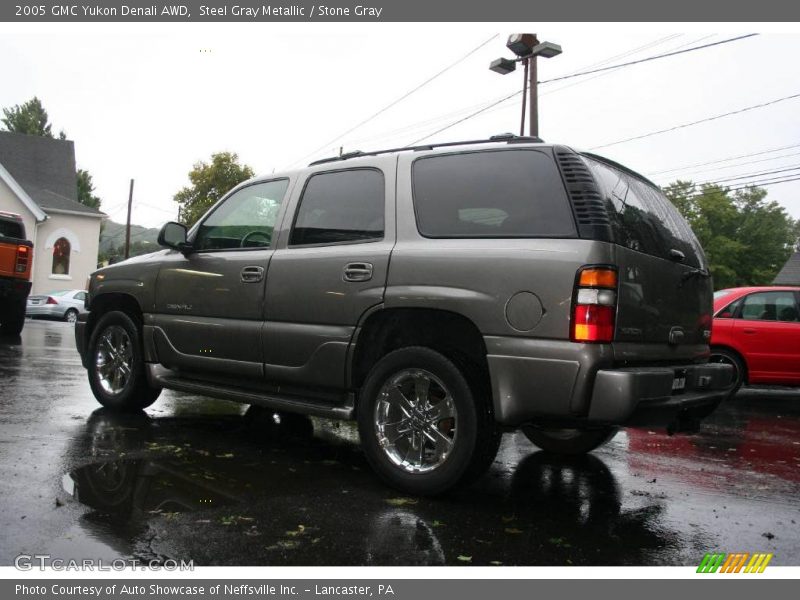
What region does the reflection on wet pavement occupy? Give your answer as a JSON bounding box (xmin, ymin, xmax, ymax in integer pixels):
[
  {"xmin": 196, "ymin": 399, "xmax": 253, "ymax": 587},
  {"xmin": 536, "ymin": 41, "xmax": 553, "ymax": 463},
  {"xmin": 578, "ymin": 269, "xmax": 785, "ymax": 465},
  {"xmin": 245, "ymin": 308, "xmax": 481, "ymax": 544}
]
[
  {"xmin": 1, "ymin": 321, "xmax": 799, "ymax": 566},
  {"xmin": 61, "ymin": 407, "xmax": 681, "ymax": 566}
]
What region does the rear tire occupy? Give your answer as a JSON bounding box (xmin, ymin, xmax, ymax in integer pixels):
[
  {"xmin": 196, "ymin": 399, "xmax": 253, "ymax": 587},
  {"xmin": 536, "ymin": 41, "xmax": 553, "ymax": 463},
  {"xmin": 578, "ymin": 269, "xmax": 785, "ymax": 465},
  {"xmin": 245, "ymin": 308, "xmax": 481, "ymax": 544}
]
[
  {"xmin": 357, "ymin": 346, "xmax": 499, "ymax": 495},
  {"xmin": 521, "ymin": 426, "xmax": 618, "ymax": 455},
  {"xmin": 65, "ymin": 308, "xmax": 79, "ymax": 324},
  {"xmin": 0, "ymin": 299, "xmax": 25, "ymax": 336},
  {"xmin": 709, "ymin": 347, "xmax": 745, "ymax": 393},
  {"xmin": 87, "ymin": 310, "xmax": 161, "ymax": 411}
]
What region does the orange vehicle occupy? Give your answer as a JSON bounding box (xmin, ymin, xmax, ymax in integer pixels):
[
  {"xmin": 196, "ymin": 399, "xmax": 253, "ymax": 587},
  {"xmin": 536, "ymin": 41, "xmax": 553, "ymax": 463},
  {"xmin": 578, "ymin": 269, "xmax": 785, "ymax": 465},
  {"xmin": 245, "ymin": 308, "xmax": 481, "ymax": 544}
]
[{"xmin": 0, "ymin": 211, "xmax": 33, "ymax": 335}]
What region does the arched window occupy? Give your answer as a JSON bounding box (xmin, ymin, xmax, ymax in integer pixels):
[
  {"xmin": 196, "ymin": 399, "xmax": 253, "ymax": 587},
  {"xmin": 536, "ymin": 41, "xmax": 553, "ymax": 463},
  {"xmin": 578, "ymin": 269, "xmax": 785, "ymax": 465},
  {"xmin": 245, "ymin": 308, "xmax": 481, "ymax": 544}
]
[{"xmin": 52, "ymin": 237, "xmax": 71, "ymax": 275}]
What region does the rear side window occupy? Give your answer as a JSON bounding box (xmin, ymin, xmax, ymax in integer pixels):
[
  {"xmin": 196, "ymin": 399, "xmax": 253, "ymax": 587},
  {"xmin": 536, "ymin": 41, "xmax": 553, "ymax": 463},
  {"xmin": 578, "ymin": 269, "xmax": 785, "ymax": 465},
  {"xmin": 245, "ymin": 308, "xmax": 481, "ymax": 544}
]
[
  {"xmin": 290, "ymin": 169, "xmax": 384, "ymax": 246},
  {"xmin": 740, "ymin": 291, "xmax": 799, "ymax": 322},
  {"xmin": 584, "ymin": 156, "xmax": 705, "ymax": 269},
  {"xmin": 411, "ymin": 150, "xmax": 576, "ymax": 238},
  {"xmin": 0, "ymin": 218, "xmax": 24, "ymax": 240}
]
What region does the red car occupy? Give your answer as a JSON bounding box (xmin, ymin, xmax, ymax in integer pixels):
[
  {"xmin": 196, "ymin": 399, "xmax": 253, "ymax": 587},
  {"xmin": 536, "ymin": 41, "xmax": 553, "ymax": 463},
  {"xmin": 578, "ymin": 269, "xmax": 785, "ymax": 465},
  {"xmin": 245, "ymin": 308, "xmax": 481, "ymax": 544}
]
[{"xmin": 711, "ymin": 286, "xmax": 800, "ymax": 389}]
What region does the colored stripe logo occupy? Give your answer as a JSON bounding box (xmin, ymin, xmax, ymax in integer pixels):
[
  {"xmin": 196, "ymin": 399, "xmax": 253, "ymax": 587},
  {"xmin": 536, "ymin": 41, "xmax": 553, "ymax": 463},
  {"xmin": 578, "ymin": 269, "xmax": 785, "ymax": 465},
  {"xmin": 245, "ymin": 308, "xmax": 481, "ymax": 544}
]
[{"xmin": 697, "ymin": 552, "xmax": 773, "ymax": 573}]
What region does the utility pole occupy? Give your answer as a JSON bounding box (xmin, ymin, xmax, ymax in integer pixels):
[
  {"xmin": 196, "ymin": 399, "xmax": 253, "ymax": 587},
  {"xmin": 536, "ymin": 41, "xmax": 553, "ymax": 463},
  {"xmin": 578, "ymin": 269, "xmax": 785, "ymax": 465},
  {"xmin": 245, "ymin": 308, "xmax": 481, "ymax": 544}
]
[
  {"xmin": 528, "ymin": 51, "xmax": 538, "ymax": 138},
  {"xmin": 520, "ymin": 58, "xmax": 529, "ymax": 136},
  {"xmin": 124, "ymin": 178, "xmax": 134, "ymax": 260}
]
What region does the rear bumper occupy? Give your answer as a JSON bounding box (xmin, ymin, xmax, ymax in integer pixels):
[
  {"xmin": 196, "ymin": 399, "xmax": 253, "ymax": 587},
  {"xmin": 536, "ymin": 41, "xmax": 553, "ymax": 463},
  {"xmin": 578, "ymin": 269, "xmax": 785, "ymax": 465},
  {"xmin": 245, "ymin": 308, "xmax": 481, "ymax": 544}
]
[
  {"xmin": 485, "ymin": 335, "xmax": 734, "ymax": 428},
  {"xmin": 587, "ymin": 363, "xmax": 734, "ymax": 426},
  {"xmin": 26, "ymin": 304, "xmax": 65, "ymax": 318}
]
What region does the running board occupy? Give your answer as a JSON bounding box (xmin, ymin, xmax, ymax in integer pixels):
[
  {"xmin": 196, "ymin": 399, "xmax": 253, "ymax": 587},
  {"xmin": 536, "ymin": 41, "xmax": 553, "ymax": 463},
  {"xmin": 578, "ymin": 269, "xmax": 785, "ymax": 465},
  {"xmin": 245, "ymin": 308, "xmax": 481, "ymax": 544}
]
[{"xmin": 146, "ymin": 364, "xmax": 354, "ymax": 420}]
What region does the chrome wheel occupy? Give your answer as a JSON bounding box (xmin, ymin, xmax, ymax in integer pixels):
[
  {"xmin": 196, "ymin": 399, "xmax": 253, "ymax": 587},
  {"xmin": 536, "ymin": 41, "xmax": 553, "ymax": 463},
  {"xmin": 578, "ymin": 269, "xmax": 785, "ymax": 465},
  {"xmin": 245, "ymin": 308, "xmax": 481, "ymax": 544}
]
[
  {"xmin": 94, "ymin": 325, "xmax": 133, "ymax": 395},
  {"xmin": 373, "ymin": 369, "xmax": 457, "ymax": 474},
  {"xmin": 66, "ymin": 309, "xmax": 78, "ymax": 324}
]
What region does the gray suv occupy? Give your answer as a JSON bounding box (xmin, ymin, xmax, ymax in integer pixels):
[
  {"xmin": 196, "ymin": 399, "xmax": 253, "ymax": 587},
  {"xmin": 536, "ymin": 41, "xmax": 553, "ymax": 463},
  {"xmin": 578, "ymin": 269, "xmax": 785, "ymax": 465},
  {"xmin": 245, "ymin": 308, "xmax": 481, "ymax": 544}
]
[{"xmin": 75, "ymin": 137, "xmax": 734, "ymax": 494}]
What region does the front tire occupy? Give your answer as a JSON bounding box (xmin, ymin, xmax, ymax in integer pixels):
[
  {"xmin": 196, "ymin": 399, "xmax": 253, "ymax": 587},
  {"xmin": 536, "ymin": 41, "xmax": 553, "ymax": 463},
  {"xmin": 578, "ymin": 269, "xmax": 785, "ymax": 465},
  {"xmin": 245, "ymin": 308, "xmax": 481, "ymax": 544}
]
[
  {"xmin": 357, "ymin": 346, "xmax": 498, "ymax": 495},
  {"xmin": 521, "ymin": 426, "xmax": 618, "ymax": 455},
  {"xmin": 87, "ymin": 310, "xmax": 161, "ymax": 411}
]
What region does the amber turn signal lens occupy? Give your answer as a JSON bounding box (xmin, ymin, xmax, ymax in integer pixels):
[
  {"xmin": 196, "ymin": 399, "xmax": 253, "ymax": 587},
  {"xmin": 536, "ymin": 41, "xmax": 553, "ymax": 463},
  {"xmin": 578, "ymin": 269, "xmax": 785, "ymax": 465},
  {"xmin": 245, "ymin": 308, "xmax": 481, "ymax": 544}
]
[{"xmin": 578, "ymin": 268, "xmax": 617, "ymax": 288}]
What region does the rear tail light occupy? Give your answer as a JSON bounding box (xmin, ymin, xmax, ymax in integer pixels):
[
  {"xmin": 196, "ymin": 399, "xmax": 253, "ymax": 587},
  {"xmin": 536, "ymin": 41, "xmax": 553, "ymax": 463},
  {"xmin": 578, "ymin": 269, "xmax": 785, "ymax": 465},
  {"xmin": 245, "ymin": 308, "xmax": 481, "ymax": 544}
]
[
  {"xmin": 571, "ymin": 266, "xmax": 618, "ymax": 343},
  {"xmin": 15, "ymin": 245, "xmax": 29, "ymax": 273},
  {"xmin": 46, "ymin": 296, "xmax": 58, "ymax": 305}
]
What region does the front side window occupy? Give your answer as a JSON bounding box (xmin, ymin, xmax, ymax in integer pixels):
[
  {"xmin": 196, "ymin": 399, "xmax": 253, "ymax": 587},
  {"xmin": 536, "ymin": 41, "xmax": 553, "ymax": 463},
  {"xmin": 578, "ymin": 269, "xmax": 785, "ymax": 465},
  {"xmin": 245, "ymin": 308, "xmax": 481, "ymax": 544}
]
[
  {"xmin": 290, "ymin": 169, "xmax": 384, "ymax": 246},
  {"xmin": 52, "ymin": 237, "xmax": 70, "ymax": 274},
  {"xmin": 194, "ymin": 179, "xmax": 289, "ymax": 251},
  {"xmin": 740, "ymin": 291, "xmax": 799, "ymax": 322},
  {"xmin": 411, "ymin": 150, "xmax": 576, "ymax": 238}
]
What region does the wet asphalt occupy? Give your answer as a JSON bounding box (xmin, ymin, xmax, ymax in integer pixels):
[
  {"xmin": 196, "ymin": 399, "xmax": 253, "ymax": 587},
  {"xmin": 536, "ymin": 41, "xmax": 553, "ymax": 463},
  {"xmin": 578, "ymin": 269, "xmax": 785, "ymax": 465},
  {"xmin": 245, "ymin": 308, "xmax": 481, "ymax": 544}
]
[{"xmin": 0, "ymin": 319, "xmax": 799, "ymax": 566}]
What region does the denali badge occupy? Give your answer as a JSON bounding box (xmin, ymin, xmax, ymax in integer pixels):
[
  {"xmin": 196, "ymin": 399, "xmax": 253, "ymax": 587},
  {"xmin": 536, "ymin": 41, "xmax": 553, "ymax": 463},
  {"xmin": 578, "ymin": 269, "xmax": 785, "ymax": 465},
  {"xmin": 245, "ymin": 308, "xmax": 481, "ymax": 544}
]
[{"xmin": 166, "ymin": 304, "xmax": 192, "ymax": 311}]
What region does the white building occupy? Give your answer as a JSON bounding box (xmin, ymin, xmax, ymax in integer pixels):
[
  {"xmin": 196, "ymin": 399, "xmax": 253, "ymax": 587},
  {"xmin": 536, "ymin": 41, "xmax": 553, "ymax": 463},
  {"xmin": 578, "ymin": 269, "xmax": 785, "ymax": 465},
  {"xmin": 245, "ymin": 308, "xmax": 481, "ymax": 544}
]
[{"xmin": 0, "ymin": 131, "xmax": 104, "ymax": 295}]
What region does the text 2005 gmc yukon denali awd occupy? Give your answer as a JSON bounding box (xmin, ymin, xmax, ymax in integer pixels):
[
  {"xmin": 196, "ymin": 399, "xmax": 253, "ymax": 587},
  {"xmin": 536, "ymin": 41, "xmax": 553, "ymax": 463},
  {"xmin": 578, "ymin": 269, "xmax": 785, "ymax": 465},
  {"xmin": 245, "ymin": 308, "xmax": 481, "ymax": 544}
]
[{"xmin": 75, "ymin": 137, "xmax": 735, "ymax": 494}]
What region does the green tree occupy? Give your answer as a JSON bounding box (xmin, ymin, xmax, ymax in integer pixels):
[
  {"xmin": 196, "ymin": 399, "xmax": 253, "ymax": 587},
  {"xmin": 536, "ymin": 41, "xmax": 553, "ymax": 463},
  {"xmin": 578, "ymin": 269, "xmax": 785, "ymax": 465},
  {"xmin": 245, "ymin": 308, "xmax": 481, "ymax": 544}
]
[
  {"xmin": 664, "ymin": 180, "xmax": 797, "ymax": 289},
  {"xmin": 76, "ymin": 169, "xmax": 102, "ymax": 209},
  {"xmin": 173, "ymin": 152, "xmax": 255, "ymax": 227},
  {"xmin": 1, "ymin": 97, "xmax": 54, "ymax": 137}
]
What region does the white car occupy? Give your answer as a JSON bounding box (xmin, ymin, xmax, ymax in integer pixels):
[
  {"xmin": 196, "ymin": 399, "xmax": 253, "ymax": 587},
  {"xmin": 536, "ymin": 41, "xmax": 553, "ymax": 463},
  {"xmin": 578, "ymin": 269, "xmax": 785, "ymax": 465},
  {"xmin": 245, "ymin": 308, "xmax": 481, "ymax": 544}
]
[{"xmin": 26, "ymin": 289, "xmax": 88, "ymax": 323}]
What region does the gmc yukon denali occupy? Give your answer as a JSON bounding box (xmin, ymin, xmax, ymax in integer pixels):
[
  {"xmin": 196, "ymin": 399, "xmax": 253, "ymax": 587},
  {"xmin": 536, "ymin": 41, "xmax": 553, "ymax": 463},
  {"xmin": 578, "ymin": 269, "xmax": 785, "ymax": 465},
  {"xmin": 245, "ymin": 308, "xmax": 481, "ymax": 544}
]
[{"xmin": 75, "ymin": 137, "xmax": 735, "ymax": 494}]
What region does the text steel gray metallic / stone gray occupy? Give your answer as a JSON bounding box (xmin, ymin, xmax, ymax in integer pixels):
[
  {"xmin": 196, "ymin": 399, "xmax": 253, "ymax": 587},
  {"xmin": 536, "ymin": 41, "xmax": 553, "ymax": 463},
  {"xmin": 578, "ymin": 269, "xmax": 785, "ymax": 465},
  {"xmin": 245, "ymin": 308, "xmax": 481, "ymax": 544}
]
[{"xmin": 2, "ymin": 0, "xmax": 800, "ymax": 22}]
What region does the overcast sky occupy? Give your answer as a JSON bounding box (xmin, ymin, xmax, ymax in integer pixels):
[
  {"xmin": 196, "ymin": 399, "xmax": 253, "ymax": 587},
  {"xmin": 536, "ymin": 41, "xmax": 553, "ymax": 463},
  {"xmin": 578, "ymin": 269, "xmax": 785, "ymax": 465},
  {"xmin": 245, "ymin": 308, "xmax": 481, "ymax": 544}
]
[{"xmin": 1, "ymin": 23, "xmax": 799, "ymax": 230}]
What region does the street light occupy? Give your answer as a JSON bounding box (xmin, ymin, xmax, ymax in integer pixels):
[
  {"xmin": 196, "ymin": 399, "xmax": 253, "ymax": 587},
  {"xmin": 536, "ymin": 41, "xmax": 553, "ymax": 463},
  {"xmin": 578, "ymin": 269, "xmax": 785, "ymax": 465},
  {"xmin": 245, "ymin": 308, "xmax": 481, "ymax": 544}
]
[
  {"xmin": 489, "ymin": 33, "xmax": 562, "ymax": 138},
  {"xmin": 488, "ymin": 57, "xmax": 516, "ymax": 75}
]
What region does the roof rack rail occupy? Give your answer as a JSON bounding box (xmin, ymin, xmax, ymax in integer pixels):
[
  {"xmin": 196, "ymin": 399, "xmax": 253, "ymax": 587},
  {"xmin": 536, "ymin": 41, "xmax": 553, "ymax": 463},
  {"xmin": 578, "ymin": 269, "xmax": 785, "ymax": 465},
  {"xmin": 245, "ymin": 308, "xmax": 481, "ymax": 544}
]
[{"xmin": 308, "ymin": 134, "xmax": 544, "ymax": 166}]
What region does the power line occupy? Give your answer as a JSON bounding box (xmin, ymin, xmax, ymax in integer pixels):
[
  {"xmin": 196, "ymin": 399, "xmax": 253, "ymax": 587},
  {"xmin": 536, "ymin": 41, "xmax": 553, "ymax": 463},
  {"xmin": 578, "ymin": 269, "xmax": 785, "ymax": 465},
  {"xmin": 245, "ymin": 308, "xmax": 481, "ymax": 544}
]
[
  {"xmin": 691, "ymin": 164, "xmax": 800, "ymax": 187},
  {"xmin": 320, "ymin": 35, "xmax": 711, "ymax": 155},
  {"xmin": 412, "ymin": 34, "xmax": 760, "ymax": 146},
  {"xmin": 407, "ymin": 88, "xmax": 522, "ymax": 145},
  {"xmin": 667, "ymin": 174, "xmax": 800, "ymax": 201},
  {"xmin": 650, "ymin": 143, "xmax": 800, "ymax": 177},
  {"xmin": 447, "ymin": 36, "xmax": 714, "ymax": 127},
  {"xmin": 539, "ymin": 34, "xmax": 758, "ymax": 86},
  {"xmin": 286, "ymin": 33, "xmax": 499, "ymax": 168},
  {"xmin": 340, "ymin": 36, "xmax": 690, "ymax": 150},
  {"xmin": 534, "ymin": 35, "xmax": 707, "ymax": 100},
  {"xmin": 137, "ymin": 201, "xmax": 176, "ymax": 215},
  {"xmin": 590, "ymin": 91, "xmax": 800, "ymax": 150},
  {"xmin": 657, "ymin": 150, "xmax": 800, "ymax": 182}
]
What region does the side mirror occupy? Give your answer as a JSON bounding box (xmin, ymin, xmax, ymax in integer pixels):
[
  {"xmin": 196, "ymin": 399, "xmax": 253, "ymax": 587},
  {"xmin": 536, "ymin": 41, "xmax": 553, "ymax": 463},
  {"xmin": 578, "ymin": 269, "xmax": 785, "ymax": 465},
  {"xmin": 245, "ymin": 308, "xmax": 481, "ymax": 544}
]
[{"xmin": 157, "ymin": 222, "xmax": 191, "ymax": 254}]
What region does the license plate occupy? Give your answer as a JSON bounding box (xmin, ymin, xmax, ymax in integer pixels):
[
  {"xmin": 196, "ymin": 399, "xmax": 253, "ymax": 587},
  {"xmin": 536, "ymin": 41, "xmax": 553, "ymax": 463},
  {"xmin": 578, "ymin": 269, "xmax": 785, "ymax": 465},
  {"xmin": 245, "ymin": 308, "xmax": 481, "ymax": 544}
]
[
  {"xmin": 30, "ymin": 300, "xmax": 40, "ymax": 305},
  {"xmin": 672, "ymin": 376, "xmax": 686, "ymax": 391}
]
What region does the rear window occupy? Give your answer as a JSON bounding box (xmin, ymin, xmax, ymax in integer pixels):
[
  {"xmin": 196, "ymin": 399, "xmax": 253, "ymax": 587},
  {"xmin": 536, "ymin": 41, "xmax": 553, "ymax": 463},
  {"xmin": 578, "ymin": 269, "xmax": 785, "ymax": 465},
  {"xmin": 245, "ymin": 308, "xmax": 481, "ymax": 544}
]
[
  {"xmin": 411, "ymin": 150, "xmax": 576, "ymax": 238},
  {"xmin": 0, "ymin": 217, "xmax": 24, "ymax": 240},
  {"xmin": 583, "ymin": 155, "xmax": 705, "ymax": 269}
]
